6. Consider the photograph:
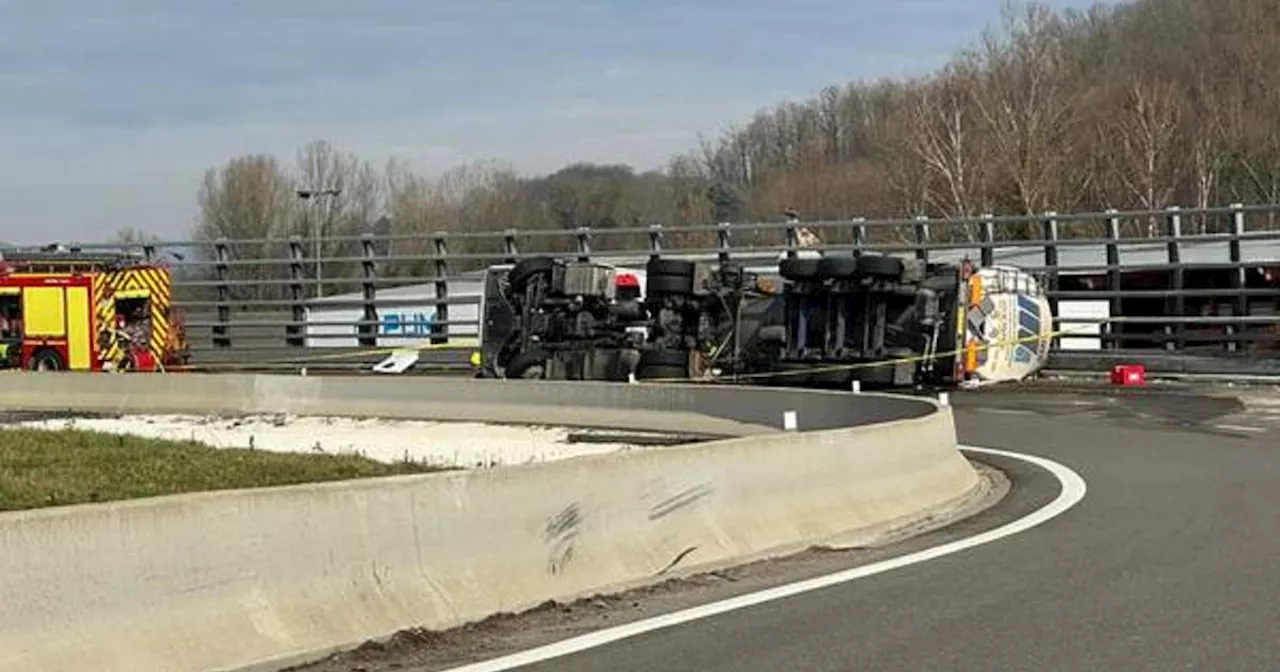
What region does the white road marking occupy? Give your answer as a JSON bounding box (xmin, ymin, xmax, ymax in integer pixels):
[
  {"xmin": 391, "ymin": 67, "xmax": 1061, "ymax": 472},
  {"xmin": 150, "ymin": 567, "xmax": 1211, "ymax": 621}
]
[
  {"xmin": 1213, "ymin": 424, "xmax": 1268, "ymax": 434},
  {"xmin": 437, "ymin": 446, "xmax": 1088, "ymax": 672}
]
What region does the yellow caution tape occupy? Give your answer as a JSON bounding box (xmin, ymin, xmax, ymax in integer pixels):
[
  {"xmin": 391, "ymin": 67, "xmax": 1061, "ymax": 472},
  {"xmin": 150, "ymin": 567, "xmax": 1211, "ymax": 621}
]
[
  {"xmin": 167, "ymin": 327, "xmax": 1095, "ymax": 381},
  {"xmin": 168, "ymin": 338, "xmax": 480, "ymax": 371},
  {"xmin": 633, "ymin": 326, "xmax": 1097, "ymax": 384}
]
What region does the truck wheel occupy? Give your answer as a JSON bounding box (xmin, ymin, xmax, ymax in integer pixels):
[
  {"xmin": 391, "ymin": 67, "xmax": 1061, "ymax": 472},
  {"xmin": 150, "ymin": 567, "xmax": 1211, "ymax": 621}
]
[
  {"xmin": 646, "ymin": 258, "xmax": 696, "ymax": 278},
  {"xmin": 646, "ymin": 258, "xmax": 696, "ymax": 296},
  {"xmin": 816, "ymin": 256, "xmax": 858, "ymax": 279},
  {"xmin": 635, "ymin": 364, "xmax": 687, "ymax": 381},
  {"xmin": 779, "ymin": 258, "xmax": 820, "ymax": 281},
  {"xmin": 503, "ymin": 352, "xmax": 547, "ymax": 379},
  {"xmin": 636, "ymin": 348, "xmax": 689, "ymax": 381},
  {"xmin": 508, "ymin": 257, "xmax": 556, "ymax": 294},
  {"xmin": 28, "ymin": 349, "xmax": 64, "ymax": 371},
  {"xmin": 646, "ymin": 274, "xmax": 694, "ymax": 295},
  {"xmin": 856, "ymin": 254, "xmax": 905, "ymax": 278}
]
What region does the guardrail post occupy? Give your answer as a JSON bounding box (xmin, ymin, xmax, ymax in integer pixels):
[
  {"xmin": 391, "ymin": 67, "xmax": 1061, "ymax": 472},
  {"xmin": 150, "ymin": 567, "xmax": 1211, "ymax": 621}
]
[
  {"xmin": 1105, "ymin": 210, "xmax": 1122, "ymax": 351},
  {"xmin": 852, "ymin": 217, "xmax": 867, "ymax": 256},
  {"xmin": 1042, "ymin": 212, "xmax": 1060, "ymax": 327},
  {"xmin": 433, "ymin": 235, "xmax": 449, "ymax": 345},
  {"xmin": 1227, "ymin": 203, "xmax": 1246, "ymax": 353},
  {"xmin": 784, "ymin": 220, "xmax": 799, "ymax": 260},
  {"xmin": 717, "ymin": 222, "xmax": 732, "ymax": 263},
  {"xmin": 648, "ymin": 224, "xmax": 663, "ymax": 260},
  {"xmin": 913, "ymin": 215, "xmax": 930, "ymax": 263},
  {"xmin": 213, "ymin": 238, "xmax": 231, "ymax": 349},
  {"xmin": 286, "ymin": 236, "xmax": 306, "ymax": 348},
  {"xmin": 1166, "ymin": 206, "xmax": 1184, "ymax": 352},
  {"xmin": 576, "ymin": 227, "xmax": 592, "ymax": 262},
  {"xmin": 358, "ymin": 234, "xmax": 378, "ymax": 348},
  {"xmin": 503, "ymin": 229, "xmax": 519, "ymax": 264},
  {"xmin": 980, "ymin": 214, "xmax": 995, "ymax": 267}
]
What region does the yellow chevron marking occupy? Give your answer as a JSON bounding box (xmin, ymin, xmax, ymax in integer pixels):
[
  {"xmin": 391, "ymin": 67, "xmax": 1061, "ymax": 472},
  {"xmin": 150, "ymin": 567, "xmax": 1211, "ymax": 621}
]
[{"xmin": 94, "ymin": 266, "xmax": 175, "ymax": 366}]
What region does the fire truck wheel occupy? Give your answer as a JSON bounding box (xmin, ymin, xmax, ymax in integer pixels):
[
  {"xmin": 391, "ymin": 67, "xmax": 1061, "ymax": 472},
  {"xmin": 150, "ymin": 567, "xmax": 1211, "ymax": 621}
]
[
  {"xmin": 28, "ymin": 348, "xmax": 64, "ymax": 371},
  {"xmin": 508, "ymin": 257, "xmax": 556, "ymax": 294},
  {"xmin": 779, "ymin": 258, "xmax": 820, "ymax": 281},
  {"xmin": 856, "ymin": 254, "xmax": 905, "ymax": 279},
  {"xmin": 816, "ymin": 255, "xmax": 859, "ymax": 279}
]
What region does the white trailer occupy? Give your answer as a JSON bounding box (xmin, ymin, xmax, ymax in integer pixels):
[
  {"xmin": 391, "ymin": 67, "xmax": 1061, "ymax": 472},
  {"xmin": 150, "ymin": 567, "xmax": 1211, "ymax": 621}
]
[{"xmin": 304, "ymin": 279, "xmax": 484, "ymax": 348}]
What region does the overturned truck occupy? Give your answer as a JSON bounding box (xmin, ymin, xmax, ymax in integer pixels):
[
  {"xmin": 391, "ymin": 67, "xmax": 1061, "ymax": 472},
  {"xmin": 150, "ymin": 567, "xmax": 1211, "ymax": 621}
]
[{"xmin": 474, "ymin": 251, "xmax": 1053, "ymax": 389}]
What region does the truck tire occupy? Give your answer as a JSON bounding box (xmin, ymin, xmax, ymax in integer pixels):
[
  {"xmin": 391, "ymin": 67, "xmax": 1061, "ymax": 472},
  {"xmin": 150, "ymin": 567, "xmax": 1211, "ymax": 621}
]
[
  {"xmin": 635, "ymin": 365, "xmax": 687, "ymax": 381},
  {"xmin": 28, "ymin": 348, "xmax": 64, "ymax": 371},
  {"xmin": 646, "ymin": 258, "xmax": 696, "ymax": 277},
  {"xmin": 856, "ymin": 254, "xmax": 905, "ymax": 278},
  {"xmin": 636, "ymin": 348, "xmax": 689, "ymax": 381},
  {"xmin": 816, "ymin": 256, "xmax": 859, "ymax": 279},
  {"xmin": 779, "ymin": 258, "xmax": 820, "ymax": 281},
  {"xmin": 503, "ymin": 351, "xmax": 547, "ymax": 379},
  {"xmin": 646, "ymin": 274, "xmax": 694, "ymax": 295},
  {"xmin": 646, "ymin": 258, "xmax": 697, "ymax": 296},
  {"xmin": 508, "ymin": 257, "xmax": 555, "ymax": 294}
]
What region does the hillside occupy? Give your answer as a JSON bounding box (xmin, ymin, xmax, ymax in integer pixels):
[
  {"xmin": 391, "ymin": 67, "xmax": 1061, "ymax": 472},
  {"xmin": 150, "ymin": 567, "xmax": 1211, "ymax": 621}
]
[{"xmin": 695, "ymin": 0, "xmax": 1280, "ymax": 223}]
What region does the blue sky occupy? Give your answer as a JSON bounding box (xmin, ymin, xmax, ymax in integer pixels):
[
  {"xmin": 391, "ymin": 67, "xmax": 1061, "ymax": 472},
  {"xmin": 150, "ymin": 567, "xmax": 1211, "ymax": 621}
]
[{"xmin": 0, "ymin": 0, "xmax": 1108, "ymax": 243}]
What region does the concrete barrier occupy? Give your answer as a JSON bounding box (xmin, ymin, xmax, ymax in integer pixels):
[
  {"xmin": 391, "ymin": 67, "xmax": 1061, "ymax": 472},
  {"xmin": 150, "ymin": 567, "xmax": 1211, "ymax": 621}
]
[
  {"xmin": 0, "ymin": 373, "xmax": 977, "ymax": 672},
  {"xmin": 0, "ymin": 371, "xmax": 935, "ymax": 434}
]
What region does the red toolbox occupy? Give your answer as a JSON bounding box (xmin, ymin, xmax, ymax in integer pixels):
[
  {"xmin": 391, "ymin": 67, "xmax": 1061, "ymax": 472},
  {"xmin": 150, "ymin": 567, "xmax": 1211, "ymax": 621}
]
[{"xmin": 1111, "ymin": 364, "xmax": 1146, "ymax": 386}]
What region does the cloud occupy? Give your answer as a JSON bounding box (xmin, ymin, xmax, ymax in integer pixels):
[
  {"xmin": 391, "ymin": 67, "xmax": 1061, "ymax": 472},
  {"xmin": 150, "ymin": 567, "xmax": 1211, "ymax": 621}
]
[{"xmin": 0, "ymin": 0, "xmax": 1110, "ymax": 242}]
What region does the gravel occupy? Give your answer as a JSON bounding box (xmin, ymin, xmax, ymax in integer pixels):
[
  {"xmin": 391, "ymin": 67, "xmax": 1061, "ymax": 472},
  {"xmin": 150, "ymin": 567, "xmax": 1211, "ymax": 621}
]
[{"xmin": 5, "ymin": 413, "xmax": 686, "ymax": 469}]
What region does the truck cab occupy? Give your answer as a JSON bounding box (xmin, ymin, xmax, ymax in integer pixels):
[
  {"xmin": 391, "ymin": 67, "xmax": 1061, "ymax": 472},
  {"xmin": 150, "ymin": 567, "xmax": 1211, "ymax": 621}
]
[
  {"xmin": 474, "ymin": 258, "xmax": 649, "ymax": 380},
  {"xmin": 958, "ymin": 263, "xmax": 1054, "ymax": 385}
]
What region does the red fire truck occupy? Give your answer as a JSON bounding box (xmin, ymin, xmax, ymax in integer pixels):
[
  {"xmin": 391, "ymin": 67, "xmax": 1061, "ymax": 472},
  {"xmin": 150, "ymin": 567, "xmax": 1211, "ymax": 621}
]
[{"xmin": 0, "ymin": 248, "xmax": 189, "ymax": 371}]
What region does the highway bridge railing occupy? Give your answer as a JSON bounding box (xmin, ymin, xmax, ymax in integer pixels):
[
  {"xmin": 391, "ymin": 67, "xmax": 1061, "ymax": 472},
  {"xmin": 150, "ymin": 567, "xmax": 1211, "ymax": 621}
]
[{"xmin": 11, "ymin": 203, "xmax": 1280, "ymax": 374}]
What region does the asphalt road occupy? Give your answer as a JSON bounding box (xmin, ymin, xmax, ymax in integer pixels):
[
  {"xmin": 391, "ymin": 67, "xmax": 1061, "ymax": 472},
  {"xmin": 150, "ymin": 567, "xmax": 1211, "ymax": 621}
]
[{"xmin": 442, "ymin": 385, "xmax": 1280, "ymax": 672}]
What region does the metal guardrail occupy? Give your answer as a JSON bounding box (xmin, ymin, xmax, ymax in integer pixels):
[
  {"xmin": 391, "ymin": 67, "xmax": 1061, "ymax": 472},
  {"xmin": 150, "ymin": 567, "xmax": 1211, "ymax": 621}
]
[{"xmin": 11, "ymin": 203, "xmax": 1280, "ymax": 372}]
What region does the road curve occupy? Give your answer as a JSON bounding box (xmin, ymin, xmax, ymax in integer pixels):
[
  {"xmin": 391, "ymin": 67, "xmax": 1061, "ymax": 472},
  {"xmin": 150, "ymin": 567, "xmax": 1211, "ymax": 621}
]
[{"xmin": 434, "ymin": 385, "xmax": 1280, "ymax": 672}]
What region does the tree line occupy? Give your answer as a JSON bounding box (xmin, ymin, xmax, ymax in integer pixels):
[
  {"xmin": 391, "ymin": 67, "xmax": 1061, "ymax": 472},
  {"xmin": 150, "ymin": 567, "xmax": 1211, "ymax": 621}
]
[{"xmin": 174, "ymin": 0, "xmax": 1280, "ymax": 300}]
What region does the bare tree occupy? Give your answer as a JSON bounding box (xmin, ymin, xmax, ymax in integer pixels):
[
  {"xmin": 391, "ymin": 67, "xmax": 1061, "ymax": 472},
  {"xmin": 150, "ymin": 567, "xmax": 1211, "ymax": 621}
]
[
  {"xmin": 1097, "ymin": 78, "xmax": 1184, "ymax": 234},
  {"xmin": 383, "ymin": 159, "xmax": 436, "ymax": 279},
  {"xmin": 194, "ymin": 155, "xmax": 296, "ymax": 301},
  {"xmin": 1184, "ymin": 73, "xmax": 1229, "ymax": 232},
  {"xmin": 910, "ymin": 60, "xmax": 989, "ymax": 236},
  {"xmin": 294, "ymin": 140, "xmax": 386, "ymax": 293},
  {"xmin": 971, "ymin": 3, "xmax": 1083, "ymax": 223},
  {"xmin": 384, "ymin": 159, "xmax": 528, "ymax": 275},
  {"xmin": 109, "ymin": 227, "xmax": 160, "ymax": 245}
]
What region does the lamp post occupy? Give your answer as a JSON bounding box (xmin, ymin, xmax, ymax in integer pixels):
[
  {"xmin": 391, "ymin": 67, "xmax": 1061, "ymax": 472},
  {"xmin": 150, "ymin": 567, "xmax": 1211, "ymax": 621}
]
[{"xmin": 296, "ymin": 187, "xmax": 341, "ymax": 297}]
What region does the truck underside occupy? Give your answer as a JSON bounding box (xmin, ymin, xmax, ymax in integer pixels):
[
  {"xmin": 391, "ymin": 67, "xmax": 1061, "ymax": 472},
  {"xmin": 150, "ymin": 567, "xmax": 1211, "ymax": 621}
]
[{"xmin": 476, "ymin": 252, "xmax": 1047, "ymax": 390}]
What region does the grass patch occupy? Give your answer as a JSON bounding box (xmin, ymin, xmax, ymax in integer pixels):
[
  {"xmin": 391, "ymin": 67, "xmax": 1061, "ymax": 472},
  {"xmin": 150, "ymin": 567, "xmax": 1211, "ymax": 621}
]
[{"xmin": 0, "ymin": 427, "xmax": 443, "ymax": 512}]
